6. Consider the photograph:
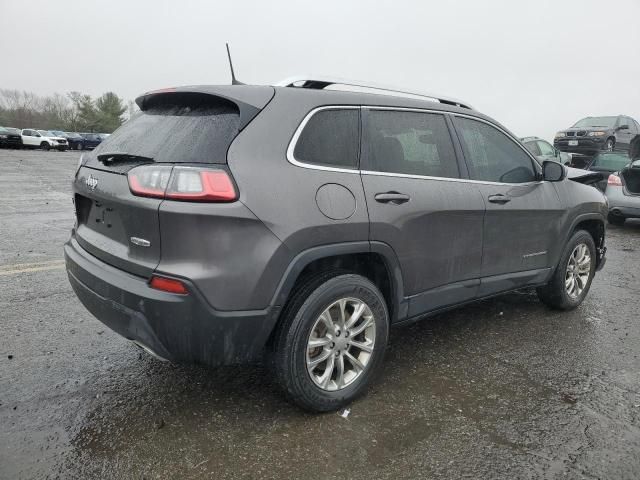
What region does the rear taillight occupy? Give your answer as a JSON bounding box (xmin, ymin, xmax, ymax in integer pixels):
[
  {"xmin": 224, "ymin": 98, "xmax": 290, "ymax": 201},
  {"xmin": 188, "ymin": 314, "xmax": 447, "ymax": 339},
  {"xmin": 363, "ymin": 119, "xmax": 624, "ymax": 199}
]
[
  {"xmin": 128, "ymin": 165, "xmax": 237, "ymax": 202},
  {"xmin": 608, "ymin": 174, "xmax": 622, "ymax": 186},
  {"xmin": 149, "ymin": 275, "xmax": 188, "ymax": 294}
]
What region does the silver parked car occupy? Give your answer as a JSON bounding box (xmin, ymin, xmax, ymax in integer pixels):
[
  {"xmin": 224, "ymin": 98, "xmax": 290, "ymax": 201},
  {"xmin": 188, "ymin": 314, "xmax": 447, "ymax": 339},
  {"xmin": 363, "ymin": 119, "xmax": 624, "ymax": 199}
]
[
  {"xmin": 521, "ymin": 136, "xmax": 571, "ymax": 165},
  {"xmin": 605, "ymin": 137, "xmax": 640, "ymax": 225}
]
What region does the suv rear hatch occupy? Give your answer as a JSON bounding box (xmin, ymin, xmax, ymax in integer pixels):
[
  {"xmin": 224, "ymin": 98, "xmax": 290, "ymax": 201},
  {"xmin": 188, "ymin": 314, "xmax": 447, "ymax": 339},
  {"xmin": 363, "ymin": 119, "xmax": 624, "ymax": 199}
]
[
  {"xmin": 73, "ymin": 86, "xmax": 274, "ymax": 277},
  {"xmin": 621, "ymin": 162, "xmax": 640, "ymax": 195}
]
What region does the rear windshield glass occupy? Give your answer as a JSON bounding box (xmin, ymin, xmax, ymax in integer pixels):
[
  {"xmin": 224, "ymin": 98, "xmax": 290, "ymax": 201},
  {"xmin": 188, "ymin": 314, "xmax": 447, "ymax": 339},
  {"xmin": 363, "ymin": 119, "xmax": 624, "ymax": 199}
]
[
  {"xmin": 591, "ymin": 153, "xmax": 630, "ymax": 170},
  {"xmin": 94, "ymin": 94, "xmax": 241, "ymax": 164}
]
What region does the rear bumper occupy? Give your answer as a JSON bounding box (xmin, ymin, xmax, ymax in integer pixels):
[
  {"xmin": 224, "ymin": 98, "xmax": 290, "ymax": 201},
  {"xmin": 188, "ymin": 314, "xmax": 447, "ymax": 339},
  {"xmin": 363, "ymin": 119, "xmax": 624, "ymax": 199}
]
[
  {"xmin": 606, "ymin": 186, "xmax": 640, "ymax": 218},
  {"xmin": 64, "ymin": 237, "xmax": 279, "ymax": 366},
  {"xmin": 609, "ymin": 205, "xmax": 640, "ymax": 219}
]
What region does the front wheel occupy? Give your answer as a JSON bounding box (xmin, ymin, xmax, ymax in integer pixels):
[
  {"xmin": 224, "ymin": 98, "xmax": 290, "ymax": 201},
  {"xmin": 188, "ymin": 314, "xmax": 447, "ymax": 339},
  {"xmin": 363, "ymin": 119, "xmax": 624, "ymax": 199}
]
[
  {"xmin": 269, "ymin": 273, "xmax": 389, "ymax": 412},
  {"xmin": 40, "ymin": 142, "xmax": 50, "ymax": 151},
  {"xmin": 537, "ymin": 230, "xmax": 596, "ymax": 310}
]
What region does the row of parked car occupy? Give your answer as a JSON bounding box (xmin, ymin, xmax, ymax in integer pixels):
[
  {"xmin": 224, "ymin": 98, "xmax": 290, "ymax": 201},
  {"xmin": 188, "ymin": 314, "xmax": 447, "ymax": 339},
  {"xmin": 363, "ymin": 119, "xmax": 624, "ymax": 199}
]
[
  {"xmin": 0, "ymin": 127, "xmax": 109, "ymax": 151},
  {"xmin": 520, "ymin": 115, "xmax": 640, "ymax": 226}
]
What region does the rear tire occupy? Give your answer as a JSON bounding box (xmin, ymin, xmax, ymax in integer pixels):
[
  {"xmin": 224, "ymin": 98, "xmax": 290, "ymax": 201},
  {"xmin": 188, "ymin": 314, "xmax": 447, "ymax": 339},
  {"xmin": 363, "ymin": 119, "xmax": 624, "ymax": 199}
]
[
  {"xmin": 605, "ymin": 138, "xmax": 615, "ymax": 152},
  {"xmin": 537, "ymin": 230, "xmax": 596, "ymax": 310},
  {"xmin": 268, "ymin": 272, "xmax": 389, "ymax": 412},
  {"xmin": 40, "ymin": 142, "xmax": 50, "ymax": 151},
  {"xmin": 607, "ymin": 214, "xmax": 625, "ymax": 226}
]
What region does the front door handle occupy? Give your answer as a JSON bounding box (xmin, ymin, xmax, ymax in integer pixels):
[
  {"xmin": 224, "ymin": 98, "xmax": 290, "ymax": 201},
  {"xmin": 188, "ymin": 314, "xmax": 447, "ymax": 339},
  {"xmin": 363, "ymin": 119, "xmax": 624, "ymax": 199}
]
[
  {"xmin": 374, "ymin": 192, "xmax": 410, "ymax": 204},
  {"xmin": 488, "ymin": 194, "xmax": 511, "ymax": 204}
]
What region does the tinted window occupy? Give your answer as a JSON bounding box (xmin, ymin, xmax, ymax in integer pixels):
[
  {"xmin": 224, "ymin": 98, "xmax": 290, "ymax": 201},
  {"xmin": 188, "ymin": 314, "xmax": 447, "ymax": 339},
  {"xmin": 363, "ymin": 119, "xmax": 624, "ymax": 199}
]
[
  {"xmin": 364, "ymin": 110, "xmax": 459, "ymax": 178},
  {"xmin": 93, "ymin": 93, "xmax": 241, "ymax": 164},
  {"xmin": 294, "ymin": 109, "xmax": 359, "ymax": 169},
  {"xmin": 456, "ymin": 117, "xmax": 536, "ymax": 183},
  {"xmin": 523, "ymin": 141, "xmax": 540, "ymax": 156},
  {"xmin": 537, "ymin": 140, "xmax": 555, "ymax": 156}
]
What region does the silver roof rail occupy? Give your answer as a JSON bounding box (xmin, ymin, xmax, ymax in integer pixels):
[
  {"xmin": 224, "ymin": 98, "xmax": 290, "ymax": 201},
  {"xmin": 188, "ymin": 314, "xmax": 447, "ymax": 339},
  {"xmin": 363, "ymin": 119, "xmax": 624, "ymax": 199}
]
[{"xmin": 274, "ymin": 75, "xmax": 473, "ymax": 110}]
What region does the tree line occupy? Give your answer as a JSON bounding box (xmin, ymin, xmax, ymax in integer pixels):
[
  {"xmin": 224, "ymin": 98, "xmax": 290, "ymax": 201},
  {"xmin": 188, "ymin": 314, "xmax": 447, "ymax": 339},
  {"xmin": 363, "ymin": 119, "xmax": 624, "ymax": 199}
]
[{"xmin": 0, "ymin": 89, "xmax": 135, "ymax": 133}]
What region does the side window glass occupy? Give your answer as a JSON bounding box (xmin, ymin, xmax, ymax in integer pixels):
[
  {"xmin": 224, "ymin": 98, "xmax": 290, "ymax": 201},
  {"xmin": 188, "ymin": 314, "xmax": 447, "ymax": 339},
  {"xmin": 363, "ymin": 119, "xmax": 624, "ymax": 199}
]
[
  {"xmin": 456, "ymin": 117, "xmax": 536, "ymax": 183},
  {"xmin": 537, "ymin": 140, "xmax": 555, "ymax": 156},
  {"xmin": 364, "ymin": 110, "xmax": 459, "ymax": 178},
  {"xmin": 523, "ymin": 141, "xmax": 540, "ymax": 156},
  {"xmin": 293, "ymin": 109, "xmax": 360, "ymax": 169}
]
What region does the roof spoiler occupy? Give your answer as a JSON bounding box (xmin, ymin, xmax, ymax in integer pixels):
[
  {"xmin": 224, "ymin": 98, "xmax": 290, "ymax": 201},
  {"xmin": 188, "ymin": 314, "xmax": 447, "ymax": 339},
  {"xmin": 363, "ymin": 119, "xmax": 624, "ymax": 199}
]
[
  {"xmin": 274, "ymin": 75, "xmax": 473, "ymax": 110},
  {"xmin": 135, "ymin": 85, "xmax": 275, "ymax": 130}
]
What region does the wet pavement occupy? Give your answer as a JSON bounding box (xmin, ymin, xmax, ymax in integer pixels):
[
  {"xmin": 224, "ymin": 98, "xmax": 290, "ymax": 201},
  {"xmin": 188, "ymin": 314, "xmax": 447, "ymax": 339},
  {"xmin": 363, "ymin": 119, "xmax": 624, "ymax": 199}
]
[{"xmin": 1, "ymin": 149, "xmax": 640, "ymax": 479}]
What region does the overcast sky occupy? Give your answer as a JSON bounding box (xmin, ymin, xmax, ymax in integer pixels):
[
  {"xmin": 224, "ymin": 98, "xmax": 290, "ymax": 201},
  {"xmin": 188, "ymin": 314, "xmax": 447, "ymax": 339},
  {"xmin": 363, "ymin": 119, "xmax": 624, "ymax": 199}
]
[{"xmin": 1, "ymin": 0, "xmax": 639, "ymax": 142}]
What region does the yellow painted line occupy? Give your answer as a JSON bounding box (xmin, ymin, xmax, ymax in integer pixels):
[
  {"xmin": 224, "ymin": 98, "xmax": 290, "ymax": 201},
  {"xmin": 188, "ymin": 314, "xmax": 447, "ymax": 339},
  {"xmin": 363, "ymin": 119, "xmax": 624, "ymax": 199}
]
[{"xmin": 0, "ymin": 260, "xmax": 66, "ymax": 276}]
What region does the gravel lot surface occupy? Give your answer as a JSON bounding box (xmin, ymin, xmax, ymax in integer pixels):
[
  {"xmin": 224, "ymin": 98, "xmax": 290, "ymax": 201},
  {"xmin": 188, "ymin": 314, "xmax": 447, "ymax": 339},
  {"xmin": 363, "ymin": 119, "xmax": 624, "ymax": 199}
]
[{"xmin": 1, "ymin": 149, "xmax": 640, "ymax": 479}]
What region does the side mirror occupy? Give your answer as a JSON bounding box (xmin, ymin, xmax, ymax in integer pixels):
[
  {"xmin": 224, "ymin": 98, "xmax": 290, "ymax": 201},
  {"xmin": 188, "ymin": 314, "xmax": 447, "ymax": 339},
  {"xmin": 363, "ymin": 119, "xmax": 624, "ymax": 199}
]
[
  {"xmin": 619, "ymin": 124, "xmax": 629, "ymax": 130},
  {"xmin": 542, "ymin": 160, "xmax": 565, "ymax": 182}
]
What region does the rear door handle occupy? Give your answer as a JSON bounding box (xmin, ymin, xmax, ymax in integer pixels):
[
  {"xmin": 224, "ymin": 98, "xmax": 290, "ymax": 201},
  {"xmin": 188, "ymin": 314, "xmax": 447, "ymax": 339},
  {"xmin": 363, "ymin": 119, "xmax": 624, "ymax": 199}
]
[
  {"xmin": 374, "ymin": 192, "xmax": 410, "ymax": 204},
  {"xmin": 488, "ymin": 194, "xmax": 511, "ymax": 204}
]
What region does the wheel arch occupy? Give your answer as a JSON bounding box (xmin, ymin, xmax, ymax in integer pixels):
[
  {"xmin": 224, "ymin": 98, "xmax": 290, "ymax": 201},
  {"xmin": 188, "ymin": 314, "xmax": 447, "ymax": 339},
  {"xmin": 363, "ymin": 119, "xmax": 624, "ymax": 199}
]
[
  {"xmin": 270, "ymin": 241, "xmax": 407, "ymax": 324},
  {"xmin": 566, "ymin": 214, "xmax": 606, "ymax": 268}
]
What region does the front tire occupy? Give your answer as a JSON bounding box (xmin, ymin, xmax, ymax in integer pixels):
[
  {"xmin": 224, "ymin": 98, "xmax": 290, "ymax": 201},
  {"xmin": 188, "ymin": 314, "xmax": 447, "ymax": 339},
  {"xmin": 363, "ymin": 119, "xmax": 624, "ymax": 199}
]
[
  {"xmin": 537, "ymin": 230, "xmax": 596, "ymax": 310},
  {"xmin": 40, "ymin": 142, "xmax": 50, "ymax": 151},
  {"xmin": 269, "ymin": 273, "xmax": 389, "ymax": 412}
]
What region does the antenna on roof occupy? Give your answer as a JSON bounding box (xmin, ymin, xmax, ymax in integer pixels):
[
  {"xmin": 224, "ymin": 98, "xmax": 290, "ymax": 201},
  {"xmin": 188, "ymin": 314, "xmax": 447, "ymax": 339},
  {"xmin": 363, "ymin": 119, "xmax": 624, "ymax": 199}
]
[{"xmin": 226, "ymin": 43, "xmax": 244, "ymax": 85}]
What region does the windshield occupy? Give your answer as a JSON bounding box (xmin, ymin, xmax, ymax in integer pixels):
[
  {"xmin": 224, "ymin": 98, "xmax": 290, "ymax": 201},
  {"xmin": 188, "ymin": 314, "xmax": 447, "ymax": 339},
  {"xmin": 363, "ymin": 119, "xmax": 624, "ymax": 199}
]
[
  {"xmin": 0, "ymin": 127, "xmax": 8, "ymax": 134},
  {"xmin": 573, "ymin": 117, "xmax": 617, "ymax": 128},
  {"xmin": 38, "ymin": 130, "xmax": 56, "ymax": 137},
  {"xmin": 591, "ymin": 153, "xmax": 631, "ymax": 171}
]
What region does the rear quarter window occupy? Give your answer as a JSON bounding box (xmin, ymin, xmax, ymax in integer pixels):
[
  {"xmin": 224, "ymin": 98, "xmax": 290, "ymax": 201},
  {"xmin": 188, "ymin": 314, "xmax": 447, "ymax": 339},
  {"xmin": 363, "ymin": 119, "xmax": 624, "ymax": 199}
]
[
  {"xmin": 95, "ymin": 93, "xmax": 241, "ymax": 164},
  {"xmin": 292, "ymin": 108, "xmax": 360, "ymax": 169}
]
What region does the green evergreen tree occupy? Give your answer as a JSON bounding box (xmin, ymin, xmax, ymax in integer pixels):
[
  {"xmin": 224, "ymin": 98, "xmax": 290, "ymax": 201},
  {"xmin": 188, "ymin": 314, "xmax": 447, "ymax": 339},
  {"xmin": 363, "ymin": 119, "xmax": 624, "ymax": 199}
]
[{"xmin": 95, "ymin": 92, "xmax": 126, "ymax": 133}]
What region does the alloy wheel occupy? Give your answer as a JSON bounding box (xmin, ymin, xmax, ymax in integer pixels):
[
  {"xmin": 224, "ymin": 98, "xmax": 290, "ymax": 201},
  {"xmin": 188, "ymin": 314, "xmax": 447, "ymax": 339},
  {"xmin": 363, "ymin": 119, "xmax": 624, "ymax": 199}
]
[
  {"xmin": 306, "ymin": 298, "xmax": 376, "ymax": 391},
  {"xmin": 565, "ymin": 243, "xmax": 591, "ymax": 298}
]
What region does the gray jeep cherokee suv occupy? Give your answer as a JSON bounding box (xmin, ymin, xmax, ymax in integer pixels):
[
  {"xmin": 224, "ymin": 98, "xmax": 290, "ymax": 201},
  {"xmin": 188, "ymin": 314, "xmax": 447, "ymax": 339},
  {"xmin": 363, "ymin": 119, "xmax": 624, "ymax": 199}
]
[{"xmin": 65, "ymin": 77, "xmax": 607, "ymax": 412}]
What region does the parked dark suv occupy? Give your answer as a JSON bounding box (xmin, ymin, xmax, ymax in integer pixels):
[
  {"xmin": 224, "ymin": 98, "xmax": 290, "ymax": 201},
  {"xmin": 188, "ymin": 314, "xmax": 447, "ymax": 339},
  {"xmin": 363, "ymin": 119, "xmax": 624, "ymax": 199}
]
[
  {"xmin": 65, "ymin": 77, "xmax": 608, "ymax": 411},
  {"xmin": 554, "ymin": 115, "xmax": 639, "ymax": 155}
]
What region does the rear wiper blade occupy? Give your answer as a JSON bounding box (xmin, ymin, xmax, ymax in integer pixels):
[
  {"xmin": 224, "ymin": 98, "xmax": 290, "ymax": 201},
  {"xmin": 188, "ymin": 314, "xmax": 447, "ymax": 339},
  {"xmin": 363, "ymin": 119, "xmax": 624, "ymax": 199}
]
[{"xmin": 97, "ymin": 152, "xmax": 155, "ymax": 165}]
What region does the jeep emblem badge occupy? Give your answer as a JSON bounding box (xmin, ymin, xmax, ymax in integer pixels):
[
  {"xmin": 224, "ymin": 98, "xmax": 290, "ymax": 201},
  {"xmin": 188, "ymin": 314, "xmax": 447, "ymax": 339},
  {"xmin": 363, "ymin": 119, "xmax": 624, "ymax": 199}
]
[{"xmin": 86, "ymin": 175, "xmax": 98, "ymax": 190}]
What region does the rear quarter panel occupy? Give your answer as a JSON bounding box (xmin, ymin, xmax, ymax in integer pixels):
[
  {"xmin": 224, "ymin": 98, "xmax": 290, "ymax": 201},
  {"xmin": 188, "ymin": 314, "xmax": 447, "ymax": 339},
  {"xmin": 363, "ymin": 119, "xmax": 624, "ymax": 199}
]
[{"xmin": 227, "ymin": 89, "xmax": 370, "ymax": 256}]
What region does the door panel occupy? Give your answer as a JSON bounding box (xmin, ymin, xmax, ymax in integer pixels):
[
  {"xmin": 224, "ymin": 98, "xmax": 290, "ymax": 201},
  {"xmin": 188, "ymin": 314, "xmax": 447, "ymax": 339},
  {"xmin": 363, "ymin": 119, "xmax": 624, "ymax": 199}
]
[
  {"xmin": 361, "ymin": 108, "xmax": 484, "ymax": 317},
  {"xmin": 453, "ymin": 115, "xmax": 565, "ymax": 291},
  {"xmin": 474, "ymin": 181, "xmax": 564, "ymax": 289}
]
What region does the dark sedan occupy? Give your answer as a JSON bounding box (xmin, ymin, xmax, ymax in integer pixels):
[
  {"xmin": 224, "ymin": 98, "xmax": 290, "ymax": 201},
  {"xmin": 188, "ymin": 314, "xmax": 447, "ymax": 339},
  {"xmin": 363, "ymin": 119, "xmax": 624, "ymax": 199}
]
[
  {"xmin": 52, "ymin": 131, "xmax": 85, "ymax": 150},
  {"xmin": 554, "ymin": 115, "xmax": 639, "ymax": 155},
  {"xmin": 79, "ymin": 133, "xmax": 103, "ymax": 150},
  {"xmin": 0, "ymin": 126, "xmax": 23, "ymax": 149}
]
